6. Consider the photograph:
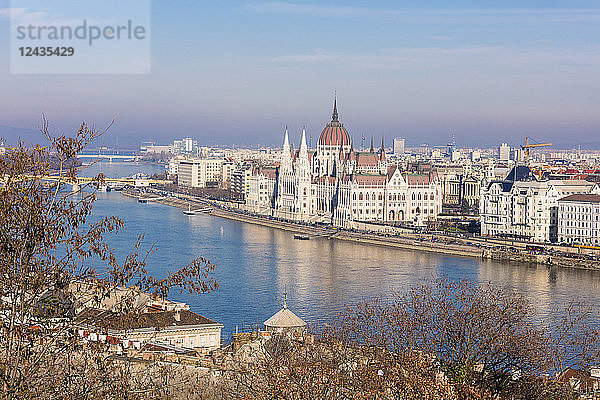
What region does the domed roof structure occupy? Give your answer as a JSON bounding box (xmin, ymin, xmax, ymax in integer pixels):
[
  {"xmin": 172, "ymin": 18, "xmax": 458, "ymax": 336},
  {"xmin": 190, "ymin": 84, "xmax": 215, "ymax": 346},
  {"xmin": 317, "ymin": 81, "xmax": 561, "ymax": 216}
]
[
  {"xmin": 318, "ymin": 97, "xmax": 351, "ymax": 147},
  {"xmin": 263, "ymin": 295, "xmax": 307, "ymax": 332}
]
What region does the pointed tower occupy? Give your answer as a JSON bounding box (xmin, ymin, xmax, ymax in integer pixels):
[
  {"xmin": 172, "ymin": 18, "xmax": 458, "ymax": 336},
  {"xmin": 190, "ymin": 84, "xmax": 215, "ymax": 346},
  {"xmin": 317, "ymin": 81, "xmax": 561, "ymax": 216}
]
[
  {"xmin": 283, "ymin": 126, "xmax": 290, "ymax": 154},
  {"xmin": 369, "ymin": 137, "xmax": 374, "ymax": 153},
  {"xmin": 332, "ymin": 93, "xmax": 339, "ymax": 122},
  {"xmin": 299, "ymin": 126, "xmax": 308, "ymax": 158},
  {"xmin": 297, "ymin": 126, "xmax": 311, "ymax": 216},
  {"xmin": 281, "ymin": 126, "xmax": 292, "ymax": 167},
  {"xmin": 348, "ymin": 139, "xmax": 356, "ymax": 174},
  {"xmin": 380, "ymin": 137, "xmax": 386, "ymax": 161}
]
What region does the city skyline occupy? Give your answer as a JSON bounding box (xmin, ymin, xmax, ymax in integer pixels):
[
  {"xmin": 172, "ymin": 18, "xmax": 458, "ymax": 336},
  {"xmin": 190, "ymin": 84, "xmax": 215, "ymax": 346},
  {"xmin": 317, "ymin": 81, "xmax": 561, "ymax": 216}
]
[{"xmin": 1, "ymin": 1, "xmax": 600, "ymax": 147}]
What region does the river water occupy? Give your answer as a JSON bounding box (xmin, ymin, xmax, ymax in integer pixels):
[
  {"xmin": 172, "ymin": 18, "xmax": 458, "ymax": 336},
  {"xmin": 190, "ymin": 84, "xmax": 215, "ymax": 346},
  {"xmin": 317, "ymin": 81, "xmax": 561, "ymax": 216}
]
[{"xmin": 83, "ymin": 162, "xmax": 600, "ymax": 337}]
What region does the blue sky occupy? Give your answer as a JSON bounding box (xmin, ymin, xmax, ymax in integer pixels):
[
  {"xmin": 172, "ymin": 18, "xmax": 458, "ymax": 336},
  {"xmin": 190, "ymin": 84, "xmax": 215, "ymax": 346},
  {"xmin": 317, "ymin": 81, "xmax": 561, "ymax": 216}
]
[{"xmin": 0, "ymin": 1, "xmax": 599, "ymax": 148}]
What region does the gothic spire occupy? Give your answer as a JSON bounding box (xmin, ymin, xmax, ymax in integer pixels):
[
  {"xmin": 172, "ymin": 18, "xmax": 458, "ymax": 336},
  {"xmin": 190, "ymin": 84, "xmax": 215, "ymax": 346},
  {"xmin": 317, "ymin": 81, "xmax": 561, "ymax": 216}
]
[
  {"xmin": 332, "ymin": 92, "xmax": 339, "ymax": 122},
  {"xmin": 283, "ymin": 126, "xmax": 290, "ymax": 152},
  {"xmin": 300, "ymin": 125, "xmax": 308, "ymax": 158},
  {"xmin": 369, "ymin": 136, "xmax": 374, "ymax": 153}
]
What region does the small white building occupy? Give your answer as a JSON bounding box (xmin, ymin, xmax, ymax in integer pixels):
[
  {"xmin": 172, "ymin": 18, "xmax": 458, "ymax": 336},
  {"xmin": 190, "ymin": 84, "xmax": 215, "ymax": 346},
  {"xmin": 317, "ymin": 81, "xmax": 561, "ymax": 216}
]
[
  {"xmin": 264, "ymin": 297, "xmax": 307, "ymax": 338},
  {"xmin": 558, "ymin": 194, "xmax": 600, "ymax": 245},
  {"xmin": 78, "ymin": 308, "xmax": 223, "ymax": 353}
]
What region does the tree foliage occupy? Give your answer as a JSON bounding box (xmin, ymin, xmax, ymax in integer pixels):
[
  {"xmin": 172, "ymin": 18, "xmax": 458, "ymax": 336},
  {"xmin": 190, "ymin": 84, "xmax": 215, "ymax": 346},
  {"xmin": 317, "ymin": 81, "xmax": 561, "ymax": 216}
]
[{"xmin": 0, "ymin": 118, "xmax": 217, "ymax": 399}]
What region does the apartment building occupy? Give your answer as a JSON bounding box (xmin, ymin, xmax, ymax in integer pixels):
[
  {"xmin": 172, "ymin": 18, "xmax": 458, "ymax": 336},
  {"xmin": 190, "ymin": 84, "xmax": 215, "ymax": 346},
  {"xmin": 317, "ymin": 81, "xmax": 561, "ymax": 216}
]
[{"xmin": 558, "ymin": 194, "xmax": 600, "ymax": 245}]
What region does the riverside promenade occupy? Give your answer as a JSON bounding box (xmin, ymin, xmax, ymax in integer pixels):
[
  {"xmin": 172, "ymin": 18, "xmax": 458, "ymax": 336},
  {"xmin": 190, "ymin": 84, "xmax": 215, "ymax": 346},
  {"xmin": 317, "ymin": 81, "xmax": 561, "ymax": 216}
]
[{"xmin": 121, "ymin": 189, "xmax": 600, "ymax": 270}]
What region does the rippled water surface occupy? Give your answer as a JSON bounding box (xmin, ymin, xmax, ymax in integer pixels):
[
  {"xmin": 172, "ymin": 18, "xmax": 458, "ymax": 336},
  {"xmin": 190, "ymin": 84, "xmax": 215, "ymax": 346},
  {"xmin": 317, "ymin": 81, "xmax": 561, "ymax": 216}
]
[{"xmin": 86, "ymin": 163, "xmax": 600, "ymax": 337}]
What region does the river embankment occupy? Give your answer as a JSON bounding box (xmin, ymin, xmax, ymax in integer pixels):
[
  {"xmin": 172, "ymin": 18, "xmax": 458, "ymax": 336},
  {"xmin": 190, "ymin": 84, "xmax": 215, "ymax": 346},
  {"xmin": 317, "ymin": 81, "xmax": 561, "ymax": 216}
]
[{"xmin": 120, "ymin": 189, "xmax": 600, "ymax": 270}]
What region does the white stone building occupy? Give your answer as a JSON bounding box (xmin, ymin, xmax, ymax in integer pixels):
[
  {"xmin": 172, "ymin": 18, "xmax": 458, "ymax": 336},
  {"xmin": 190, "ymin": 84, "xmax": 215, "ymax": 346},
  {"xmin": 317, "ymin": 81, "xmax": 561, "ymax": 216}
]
[
  {"xmin": 558, "ymin": 194, "xmax": 600, "ymax": 245},
  {"xmin": 71, "ymin": 284, "xmax": 223, "ymax": 353},
  {"xmin": 246, "ymin": 99, "xmax": 443, "ymax": 227},
  {"xmin": 78, "ymin": 308, "xmax": 223, "ymax": 353},
  {"xmin": 246, "ymin": 167, "xmax": 277, "ymax": 213},
  {"xmin": 177, "ymin": 158, "xmax": 233, "ymax": 188},
  {"xmin": 232, "ymin": 166, "xmax": 253, "ymax": 199},
  {"xmin": 480, "ymin": 166, "xmax": 598, "ymax": 242}
]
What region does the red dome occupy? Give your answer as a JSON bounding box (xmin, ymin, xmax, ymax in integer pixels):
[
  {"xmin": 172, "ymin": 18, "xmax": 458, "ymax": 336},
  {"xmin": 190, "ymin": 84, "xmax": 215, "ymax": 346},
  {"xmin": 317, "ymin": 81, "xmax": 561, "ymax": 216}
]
[
  {"xmin": 318, "ymin": 121, "xmax": 351, "ymax": 146},
  {"xmin": 318, "ymin": 97, "xmax": 351, "ymax": 146}
]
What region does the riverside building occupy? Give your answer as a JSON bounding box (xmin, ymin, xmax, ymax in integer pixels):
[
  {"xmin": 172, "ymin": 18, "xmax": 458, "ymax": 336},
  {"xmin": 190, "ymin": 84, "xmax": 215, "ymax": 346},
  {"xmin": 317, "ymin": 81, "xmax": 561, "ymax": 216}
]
[
  {"xmin": 557, "ymin": 194, "xmax": 600, "ymax": 245},
  {"xmin": 245, "ymin": 99, "xmax": 442, "ymax": 227},
  {"xmin": 480, "ymin": 166, "xmax": 598, "ymax": 243},
  {"xmin": 177, "ymin": 158, "xmax": 234, "ymax": 189}
]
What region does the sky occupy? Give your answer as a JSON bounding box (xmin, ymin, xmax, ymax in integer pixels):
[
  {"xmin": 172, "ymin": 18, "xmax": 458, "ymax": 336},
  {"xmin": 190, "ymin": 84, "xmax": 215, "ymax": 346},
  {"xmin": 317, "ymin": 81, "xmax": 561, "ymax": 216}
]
[{"xmin": 0, "ymin": 0, "xmax": 599, "ymax": 148}]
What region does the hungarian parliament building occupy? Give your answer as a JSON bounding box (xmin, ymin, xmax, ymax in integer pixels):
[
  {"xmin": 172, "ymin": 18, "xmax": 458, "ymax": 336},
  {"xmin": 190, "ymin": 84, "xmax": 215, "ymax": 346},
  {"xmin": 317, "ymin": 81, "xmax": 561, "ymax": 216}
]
[{"xmin": 245, "ymin": 99, "xmax": 442, "ymax": 227}]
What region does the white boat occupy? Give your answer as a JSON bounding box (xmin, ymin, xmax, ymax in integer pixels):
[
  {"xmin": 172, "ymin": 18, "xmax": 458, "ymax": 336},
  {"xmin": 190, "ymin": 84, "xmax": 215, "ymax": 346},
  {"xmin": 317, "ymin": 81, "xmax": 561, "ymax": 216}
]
[{"xmin": 183, "ymin": 205, "xmax": 196, "ymax": 215}]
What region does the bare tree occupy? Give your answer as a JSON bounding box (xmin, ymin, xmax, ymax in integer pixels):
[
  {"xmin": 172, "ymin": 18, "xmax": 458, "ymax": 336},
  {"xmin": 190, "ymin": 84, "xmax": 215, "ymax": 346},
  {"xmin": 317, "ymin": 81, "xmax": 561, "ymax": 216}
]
[{"xmin": 0, "ymin": 118, "xmax": 217, "ymax": 399}]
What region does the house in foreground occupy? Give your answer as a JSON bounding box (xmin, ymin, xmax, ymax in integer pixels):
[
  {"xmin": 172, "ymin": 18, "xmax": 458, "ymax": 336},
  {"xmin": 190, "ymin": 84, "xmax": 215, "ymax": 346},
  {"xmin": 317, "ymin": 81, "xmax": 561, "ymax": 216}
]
[
  {"xmin": 71, "ymin": 284, "xmax": 223, "ymax": 354},
  {"xmin": 77, "ymin": 308, "xmax": 223, "ymax": 353}
]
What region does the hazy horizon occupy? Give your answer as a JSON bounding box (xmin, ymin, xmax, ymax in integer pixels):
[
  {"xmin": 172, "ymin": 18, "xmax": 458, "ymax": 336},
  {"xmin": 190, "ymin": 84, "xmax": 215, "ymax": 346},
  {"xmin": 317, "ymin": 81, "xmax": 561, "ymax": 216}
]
[{"xmin": 1, "ymin": 1, "xmax": 599, "ymax": 148}]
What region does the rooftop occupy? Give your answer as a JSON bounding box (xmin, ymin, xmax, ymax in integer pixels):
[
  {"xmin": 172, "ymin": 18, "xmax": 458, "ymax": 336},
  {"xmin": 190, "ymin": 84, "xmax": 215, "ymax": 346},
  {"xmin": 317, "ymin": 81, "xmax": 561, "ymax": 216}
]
[
  {"xmin": 77, "ymin": 308, "xmax": 222, "ymax": 332},
  {"xmin": 559, "ymin": 194, "xmax": 600, "ymax": 203}
]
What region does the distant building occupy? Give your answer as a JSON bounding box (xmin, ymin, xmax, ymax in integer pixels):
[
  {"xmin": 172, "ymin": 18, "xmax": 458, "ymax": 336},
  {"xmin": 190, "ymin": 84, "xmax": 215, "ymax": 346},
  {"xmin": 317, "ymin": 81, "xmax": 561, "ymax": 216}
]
[
  {"xmin": 245, "ymin": 98, "xmax": 443, "ymax": 227},
  {"xmin": 140, "ymin": 142, "xmax": 174, "ymax": 155},
  {"xmin": 558, "ymin": 194, "xmax": 600, "ymax": 245},
  {"xmin": 246, "ymin": 167, "xmax": 277, "ymax": 211},
  {"xmin": 498, "ymin": 143, "xmax": 511, "ymax": 161},
  {"xmin": 440, "ymin": 166, "xmax": 482, "ymax": 209},
  {"xmin": 177, "ymin": 158, "xmax": 232, "ymax": 188},
  {"xmin": 167, "ymin": 156, "xmax": 186, "ymax": 176},
  {"xmin": 393, "ymin": 137, "xmax": 405, "ymax": 155},
  {"xmin": 173, "ymin": 138, "xmax": 199, "ymax": 155},
  {"xmin": 232, "ymin": 166, "xmax": 253, "ymax": 199},
  {"xmin": 480, "ymin": 166, "xmax": 598, "ymax": 242}
]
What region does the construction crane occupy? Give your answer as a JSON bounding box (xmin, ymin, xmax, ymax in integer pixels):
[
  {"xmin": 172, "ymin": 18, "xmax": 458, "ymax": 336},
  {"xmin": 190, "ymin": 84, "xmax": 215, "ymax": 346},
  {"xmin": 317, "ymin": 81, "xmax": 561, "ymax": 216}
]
[{"xmin": 521, "ymin": 136, "xmax": 551, "ymax": 166}]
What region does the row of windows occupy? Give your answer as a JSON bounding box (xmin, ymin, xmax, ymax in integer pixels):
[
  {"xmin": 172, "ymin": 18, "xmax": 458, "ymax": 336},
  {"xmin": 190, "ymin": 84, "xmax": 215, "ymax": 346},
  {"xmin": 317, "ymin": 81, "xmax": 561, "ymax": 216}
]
[
  {"xmin": 560, "ymin": 213, "xmax": 599, "ymax": 221},
  {"xmin": 560, "ymin": 229, "xmax": 599, "ymax": 237},
  {"xmin": 354, "ymin": 192, "xmax": 436, "ymax": 201}
]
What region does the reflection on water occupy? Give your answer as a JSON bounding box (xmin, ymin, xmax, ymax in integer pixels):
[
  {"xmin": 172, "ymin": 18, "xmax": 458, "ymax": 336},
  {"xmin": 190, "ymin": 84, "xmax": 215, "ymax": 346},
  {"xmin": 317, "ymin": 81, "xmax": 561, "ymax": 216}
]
[{"xmin": 91, "ymin": 189, "xmax": 600, "ymax": 338}]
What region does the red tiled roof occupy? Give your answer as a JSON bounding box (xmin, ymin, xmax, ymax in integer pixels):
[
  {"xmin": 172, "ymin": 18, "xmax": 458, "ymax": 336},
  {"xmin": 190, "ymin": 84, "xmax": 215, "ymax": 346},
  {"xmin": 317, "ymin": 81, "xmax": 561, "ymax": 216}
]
[
  {"xmin": 318, "ymin": 121, "xmax": 351, "ymax": 146},
  {"xmin": 387, "ymin": 165, "xmax": 397, "ymax": 180},
  {"xmin": 260, "ymin": 167, "xmax": 277, "ymax": 179},
  {"xmin": 559, "ymin": 194, "xmax": 600, "ymax": 203},
  {"xmin": 356, "ymin": 153, "xmax": 379, "ymax": 166},
  {"xmin": 404, "ymin": 174, "xmax": 431, "ymax": 185},
  {"xmin": 354, "ymin": 174, "xmax": 387, "ymax": 186},
  {"xmin": 77, "ymin": 308, "xmax": 220, "ymax": 331},
  {"xmin": 313, "ymin": 176, "xmax": 337, "ymax": 184}
]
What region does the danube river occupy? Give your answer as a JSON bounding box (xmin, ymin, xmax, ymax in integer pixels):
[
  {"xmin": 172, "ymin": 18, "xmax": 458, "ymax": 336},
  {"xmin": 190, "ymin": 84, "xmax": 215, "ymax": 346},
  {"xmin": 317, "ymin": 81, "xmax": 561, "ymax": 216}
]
[{"xmin": 85, "ymin": 162, "xmax": 600, "ymax": 337}]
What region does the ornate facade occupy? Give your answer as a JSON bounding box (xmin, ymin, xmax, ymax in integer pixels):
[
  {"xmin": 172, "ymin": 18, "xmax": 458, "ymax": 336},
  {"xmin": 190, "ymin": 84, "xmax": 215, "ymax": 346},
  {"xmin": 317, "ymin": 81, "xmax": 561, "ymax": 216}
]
[{"xmin": 246, "ymin": 99, "xmax": 442, "ymax": 227}]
